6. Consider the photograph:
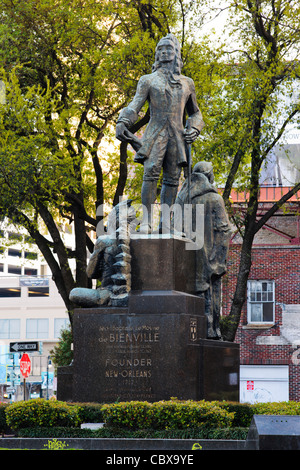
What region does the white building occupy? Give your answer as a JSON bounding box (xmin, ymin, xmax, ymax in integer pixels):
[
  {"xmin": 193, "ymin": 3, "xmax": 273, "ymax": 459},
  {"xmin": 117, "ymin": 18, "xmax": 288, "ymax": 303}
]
[{"xmin": 0, "ymin": 221, "xmax": 72, "ymax": 401}]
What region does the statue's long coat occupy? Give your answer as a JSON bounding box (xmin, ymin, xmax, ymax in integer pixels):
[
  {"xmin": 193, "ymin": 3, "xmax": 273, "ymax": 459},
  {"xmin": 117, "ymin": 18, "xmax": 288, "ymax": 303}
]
[
  {"xmin": 176, "ymin": 172, "xmax": 231, "ymax": 292},
  {"xmin": 118, "ymin": 70, "xmax": 204, "ymax": 166}
]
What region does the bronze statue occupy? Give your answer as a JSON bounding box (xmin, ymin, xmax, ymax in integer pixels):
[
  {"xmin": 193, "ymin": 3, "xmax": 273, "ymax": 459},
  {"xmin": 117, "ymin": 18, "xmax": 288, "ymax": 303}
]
[
  {"xmin": 116, "ymin": 33, "xmax": 205, "ymax": 233},
  {"xmin": 69, "ymin": 200, "xmax": 136, "ymax": 308},
  {"xmin": 176, "ymin": 162, "xmax": 231, "ymax": 339}
]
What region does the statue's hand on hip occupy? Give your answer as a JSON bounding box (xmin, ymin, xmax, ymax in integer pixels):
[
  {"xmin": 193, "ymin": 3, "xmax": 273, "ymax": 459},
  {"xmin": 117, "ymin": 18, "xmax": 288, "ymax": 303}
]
[{"xmin": 184, "ymin": 127, "xmax": 199, "ymax": 144}]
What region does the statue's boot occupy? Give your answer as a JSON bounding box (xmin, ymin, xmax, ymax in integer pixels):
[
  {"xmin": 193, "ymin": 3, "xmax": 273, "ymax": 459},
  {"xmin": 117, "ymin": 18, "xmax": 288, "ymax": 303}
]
[
  {"xmin": 139, "ymin": 180, "xmax": 158, "ymax": 233},
  {"xmin": 158, "ymin": 183, "xmax": 179, "ymax": 234}
]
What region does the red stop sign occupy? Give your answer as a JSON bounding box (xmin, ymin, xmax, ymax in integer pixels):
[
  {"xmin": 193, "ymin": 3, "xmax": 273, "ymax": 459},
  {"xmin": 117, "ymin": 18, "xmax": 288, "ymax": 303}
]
[{"xmin": 20, "ymin": 353, "xmax": 31, "ymax": 378}]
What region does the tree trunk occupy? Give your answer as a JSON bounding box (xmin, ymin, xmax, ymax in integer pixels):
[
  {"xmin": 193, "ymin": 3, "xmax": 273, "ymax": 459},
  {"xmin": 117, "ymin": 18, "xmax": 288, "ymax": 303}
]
[{"xmin": 221, "ymin": 227, "xmax": 255, "ymax": 341}]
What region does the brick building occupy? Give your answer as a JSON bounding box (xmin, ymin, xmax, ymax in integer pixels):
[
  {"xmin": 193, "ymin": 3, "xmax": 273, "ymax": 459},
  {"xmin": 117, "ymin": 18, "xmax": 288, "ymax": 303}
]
[{"xmin": 222, "ymin": 185, "xmax": 300, "ymax": 403}]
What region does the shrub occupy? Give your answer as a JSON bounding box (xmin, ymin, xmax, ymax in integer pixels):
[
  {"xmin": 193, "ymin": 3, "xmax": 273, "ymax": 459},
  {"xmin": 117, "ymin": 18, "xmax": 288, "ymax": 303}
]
[
  {"xmin": 101, "ymin": 401, "xmax": 153, "ymax": 429},
  {"xmin": 17, "ymin": 425, "xmax": 248, "ymax": 440},
  {"xmin": 101, "ymin": 399, "xmax": 234, "ymax": 430},
  {"xmin": 70, "ymin": 402, "xmax": 105, "ymax": 423},
  {"xmin": 17, "ymin": 426, "xmax": 96, "ymax": 438},
  {"xmin": 5, "ymin": 398, "xmax": 80, "ymax": 430},
  {"xmin": 0, "ymin": 403, "xmax": 10, "ymax": 434},
  {"xmin": 252, "ymin": 401, "xmax": 300, "ymax": 416},
  {"xmin": 219, "ymin": 402, "xmax": 255, "ymax": 427},
  {"xmin": 218, "ymin": 401, "xmax": 300, "ymax": 427},
  {"xmin": 150, "ymin": 400, "xmax": 234, "ymax": 430}
]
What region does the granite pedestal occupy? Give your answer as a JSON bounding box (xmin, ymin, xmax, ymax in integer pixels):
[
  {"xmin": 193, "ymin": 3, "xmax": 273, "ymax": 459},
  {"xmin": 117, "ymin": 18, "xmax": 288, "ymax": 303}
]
[
  {"xmin": 246, "ymin": 415, "xmax": 300, "ymax": 450},
  {"xmin": 57, "ymin": 236, "xmax": 240, "ymax": 403}
]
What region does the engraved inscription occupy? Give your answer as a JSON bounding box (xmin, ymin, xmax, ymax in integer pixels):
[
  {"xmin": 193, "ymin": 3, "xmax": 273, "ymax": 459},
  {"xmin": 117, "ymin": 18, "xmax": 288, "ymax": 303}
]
[
  {"xmin": 98, "ymin": 324, "xmax": 160, "ymax": 398},
  {"xmin": 190, "ymin": 317, "xmax": 197, "ymax": 342}
]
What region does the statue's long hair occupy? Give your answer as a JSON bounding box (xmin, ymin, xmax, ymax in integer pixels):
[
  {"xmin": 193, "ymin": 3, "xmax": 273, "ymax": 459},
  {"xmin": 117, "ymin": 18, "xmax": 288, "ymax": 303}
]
[{"xmin": 152, "ymin": 34, "xmax": 183, "ymax": 87}]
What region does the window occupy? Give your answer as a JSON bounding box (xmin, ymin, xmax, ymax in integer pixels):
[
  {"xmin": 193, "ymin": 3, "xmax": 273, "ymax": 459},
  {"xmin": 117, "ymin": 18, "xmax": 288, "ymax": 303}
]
[
  {"xmin": 0, "ymin": 287, "xmax": 21, "ymax": 297},
  {"xmin": 54, "ymin": 318, "xmax": 70, "ymax": 338},
  {"xmin": 0, "ymin": 319, "xmax": 20, "ymax": 338},
  {"xmin": 28, "ymin": 287, "xmax": 49, "ymax": 297},
  {"xmin": 8, "ymin": 265, "xmax": 21, "ymax": 275},
  {"xmin": 247, "ymin": 280, "xmax": 275, "ymax": 323},
  {"xmin": 24, "ymin": 268, "xmax": 38, "ymax": 276},
  {"xmin": 8, "ymin": 232, "xmax": 22, "ymax": 242},
  {"xmin": 8, "ymin": 248, "xmax": 21, "ymax": 257},
  {"xmin": 26, "ymin": 319, "xmax": 49, "ymax": 339}
]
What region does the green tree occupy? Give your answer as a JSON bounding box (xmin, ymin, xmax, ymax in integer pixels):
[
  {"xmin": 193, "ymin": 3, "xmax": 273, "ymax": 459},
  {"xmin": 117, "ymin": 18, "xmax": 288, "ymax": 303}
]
[
  {"xmin": 0, "ymin": 0, "xmax": 191, "ymax": 324},
  {"xmin": 50, "ymin": 326, "xmax": 73, "ymax": 369},
  {"xmin": 2, "ymin": 0, "xmax": 298, "ymax": 345},
  {"xmin": 192, "ymin": 0, "xmax": 300, "ymax": 341}
]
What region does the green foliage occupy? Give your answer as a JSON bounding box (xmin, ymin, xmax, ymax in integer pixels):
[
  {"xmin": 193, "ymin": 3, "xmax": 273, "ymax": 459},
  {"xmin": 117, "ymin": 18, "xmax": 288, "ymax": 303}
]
[
  {"xmin": 5, "ymin": 398, "xmax": 80, "ymax": 430},
  {"xmin": 71, "ymin": 402, "xmax": 105, "ymax": 424},
  {"xmin": 219, "ymin": 401, "xmax": 300, "ymax": 427},
  {"xmin": 0, "ymin": 403, "xmax": 10, "ymax": 434},
  {"xmin": 251, "ymin": 401, "xmax": 300, "ymax": 417},
  {"xmin": 6, "ymin": 399, "xmax": 300, "ymax": 440},
  {"xmin": 101, "ymin": 401, "xmax": 153, "ymax": 430},
  {"xmin": 150, "ymin": 399, "xmax": 234, "ymax": 429},
  {"xmin": 219, "ymin": 401, "xmax": 256, "ymax": 428},
  {"xmin": 17, "ymin": 425, "xmax": 248, "ymax": 440},
  {"xmin": 101, "ymin": 399, "xmax": 234, "ymax": 430},
  {"xmin": 0, "ymin": 0, "xmax": 207, "ymax": 318},
  {"xmin": 0, "ymin": 0, "xmax": 299, "ymax": 343},
  {"xmin": 17, "ymin": 426, "xmax": 99, "ymax": 438},
  {"xmin": 0, "ymin": 68, "xmax": 76, "ymax": 212},
  {"xmin": 101, "ymin": 399, "xmax": 300, "ymax": 431},
  {"xmin": 50, "ymin": 326, "xmax": 73, "ymax": 370}
]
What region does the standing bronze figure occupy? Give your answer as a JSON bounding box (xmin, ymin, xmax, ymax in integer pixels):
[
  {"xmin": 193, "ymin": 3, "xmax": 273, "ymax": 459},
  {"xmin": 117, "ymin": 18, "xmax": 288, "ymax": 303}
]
[{"xmin": 116, "ymin": 33, "xmax": 205, "ymax": 232}]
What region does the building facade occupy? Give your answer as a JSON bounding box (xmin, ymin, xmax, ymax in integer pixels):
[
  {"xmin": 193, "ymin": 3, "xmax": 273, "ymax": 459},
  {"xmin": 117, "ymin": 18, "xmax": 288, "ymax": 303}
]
[
  {"xmin": 0, "ymin": 221, "xmax": 71, "ymax": 401},
  {"xmin": 222, "ymin": 186, "xmax": 300, "ymax": 403}
]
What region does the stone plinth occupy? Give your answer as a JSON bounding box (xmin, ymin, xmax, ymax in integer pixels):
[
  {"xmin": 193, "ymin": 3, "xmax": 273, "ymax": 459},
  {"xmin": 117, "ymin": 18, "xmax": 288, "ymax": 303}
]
[
  {"xmin": 71, "ymin": 305, "xmax": 203, "ymax": 402},
  {"xmin": 57, "ymin": 236, "xmax": 240, "ymax": 403},
  {"xmin": 68, "ymin": 304, "xmax": 239, "ymax": 403},
  {"xmin": 130, "ymin": 235, "xmax": 196, "ymax": 293}
]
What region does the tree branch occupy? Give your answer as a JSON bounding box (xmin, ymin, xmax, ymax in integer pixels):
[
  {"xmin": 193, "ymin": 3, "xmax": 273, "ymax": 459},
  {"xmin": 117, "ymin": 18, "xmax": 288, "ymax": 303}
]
[
  {"xmin": 4, "ymin": 206, "xmax": 74, "ymax": 316},
  {"xmin": 254, "ymin": 183, "xmax": 300, "ymax": 233}
]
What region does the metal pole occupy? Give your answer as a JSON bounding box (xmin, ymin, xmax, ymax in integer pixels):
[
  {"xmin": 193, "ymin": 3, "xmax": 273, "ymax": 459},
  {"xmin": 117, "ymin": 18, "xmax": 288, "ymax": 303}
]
[
  {"xmin": 185, "ymin": 119, "xmax": 192, "ymax": 206},
  {"xmin": 46, "ymin": 357, "xmax": 49, "ymax": 400}
]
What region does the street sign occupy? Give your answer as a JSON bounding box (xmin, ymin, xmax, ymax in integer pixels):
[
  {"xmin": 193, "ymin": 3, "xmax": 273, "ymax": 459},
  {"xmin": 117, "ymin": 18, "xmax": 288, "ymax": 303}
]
[
  {"xmin": 20, "ymin": 353, "xmax": 31, "ymax": 378},
  {"xmin": 19, "ymin": 277, "xmax": 49, "ymax": 287},
  {"xmin": 10, "ymin": 341, "xmax": 39, "ymax": 353}
]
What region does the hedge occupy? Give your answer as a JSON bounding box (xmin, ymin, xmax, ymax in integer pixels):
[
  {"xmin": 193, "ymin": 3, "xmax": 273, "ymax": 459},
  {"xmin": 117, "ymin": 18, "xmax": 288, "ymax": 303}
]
[
  {"xmin": 0, "ymin": 403, "xmax": 10, "ymax": 434},
  {"xmin": 252, "ymin": 401, "xmax": 300, "ymax": 416},
  {"xmin": 4, "ymin": 398, "xmax": 300, "ymax": 434},
  {"xmin": 218, "ymin": 402, "xmax": 256, "ymax": 428},
  {"xmin": 17, "ymin": 425, "xmax": 249, "ymax": 440},
  {"xmin": 5, "ymin": 398, "xmax": 80, "ymax": 430},
  {"xmin": 101, "ymin": 399, "xmax": 235, "ymax": 430},
  {"xmin": 68, "ymin": 402, "xmax": 105, "ymax": 423},
  {"xmin": 218, "ymin": 401, "xmax": 300, "ymax": 428}
]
